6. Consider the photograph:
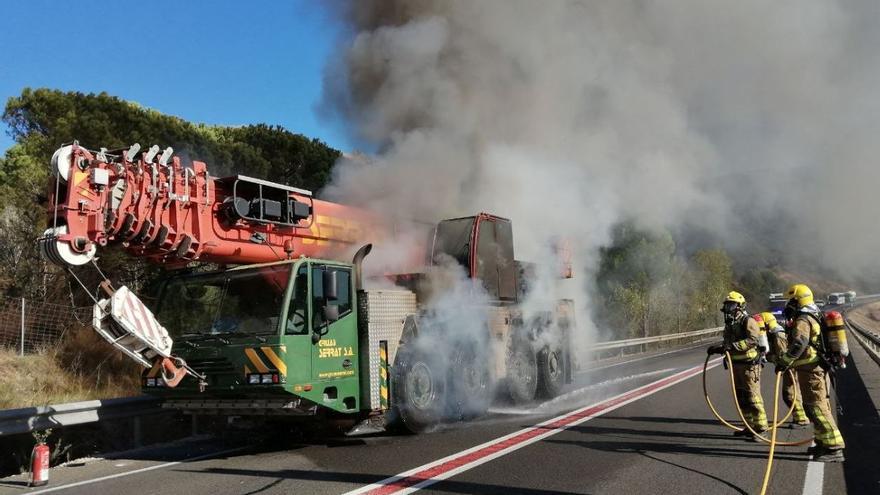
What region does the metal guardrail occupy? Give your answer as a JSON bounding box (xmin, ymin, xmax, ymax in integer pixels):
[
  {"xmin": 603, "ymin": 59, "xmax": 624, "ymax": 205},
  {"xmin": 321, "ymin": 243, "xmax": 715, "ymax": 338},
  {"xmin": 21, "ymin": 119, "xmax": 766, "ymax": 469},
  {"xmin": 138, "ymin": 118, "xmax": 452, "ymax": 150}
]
[
  {"xmin": 0, "ymin": 396, "xmax": 163, "ymax": 437},
  {"xmin": 589, "ymin": 295, "xmax": 880, "ymax": 356},
  {"xmin": 588, "ymin": 326, "xmax": 723, "ymax": 352},
  {"xmin": 845, "ymin": 313, "xmax": 880, "ymax": 367}
]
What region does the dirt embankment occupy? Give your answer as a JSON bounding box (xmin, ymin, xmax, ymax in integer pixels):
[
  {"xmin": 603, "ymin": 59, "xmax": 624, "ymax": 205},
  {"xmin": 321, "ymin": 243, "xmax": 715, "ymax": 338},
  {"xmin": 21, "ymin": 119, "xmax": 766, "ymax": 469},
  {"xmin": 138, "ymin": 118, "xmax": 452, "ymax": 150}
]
[{"xmin": 846, "ymin": 301, "xmax": 880, "ymax": 333}]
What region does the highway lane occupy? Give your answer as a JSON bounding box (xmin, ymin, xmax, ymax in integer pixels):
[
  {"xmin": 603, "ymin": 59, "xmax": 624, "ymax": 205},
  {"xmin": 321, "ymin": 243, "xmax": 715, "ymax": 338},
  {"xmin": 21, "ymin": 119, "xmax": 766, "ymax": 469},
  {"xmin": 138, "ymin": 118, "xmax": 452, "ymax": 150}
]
[
  {"xmin": 420, "ymin": 363, "xmax": 819, "ymax": 494},
  {"xmin": 2, "ymin": 338, "xmax": 873, "ymax": 495}
]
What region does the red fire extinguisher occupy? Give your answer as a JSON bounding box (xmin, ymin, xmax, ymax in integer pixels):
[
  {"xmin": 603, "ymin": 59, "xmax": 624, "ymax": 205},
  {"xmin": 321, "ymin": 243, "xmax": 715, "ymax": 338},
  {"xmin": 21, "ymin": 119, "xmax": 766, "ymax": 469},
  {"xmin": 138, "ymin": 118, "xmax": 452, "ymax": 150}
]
[{"xmin": 29, "ymin": 430, "xmax": 51, "ymax": 487}]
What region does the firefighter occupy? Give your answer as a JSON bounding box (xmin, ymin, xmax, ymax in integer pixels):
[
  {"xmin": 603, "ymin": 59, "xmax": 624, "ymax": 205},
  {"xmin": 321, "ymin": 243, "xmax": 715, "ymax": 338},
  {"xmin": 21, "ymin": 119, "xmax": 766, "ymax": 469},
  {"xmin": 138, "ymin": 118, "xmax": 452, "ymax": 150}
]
[
  {"xmin": 708, "ymin": 291, "xmax": 768, "ymax": 438},
  {"xmin": 775, "ymin": 284, "xmax": 845, "ymax": 462},
  {"xmin": 760, "ymin": 311, "xmax": 809, "ymax": 427}
]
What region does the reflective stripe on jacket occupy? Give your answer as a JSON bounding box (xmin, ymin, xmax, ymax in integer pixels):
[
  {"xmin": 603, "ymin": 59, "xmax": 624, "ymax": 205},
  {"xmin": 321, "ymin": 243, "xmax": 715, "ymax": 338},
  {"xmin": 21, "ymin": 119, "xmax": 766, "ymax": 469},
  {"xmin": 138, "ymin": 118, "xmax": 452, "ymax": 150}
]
[
  {"xmin": 724, "ymin": 316, "xmax": 760, "ymax": 362},
  {"xmin": 791, "ymin": 314, "xmax": 821, "ymax": 367}
]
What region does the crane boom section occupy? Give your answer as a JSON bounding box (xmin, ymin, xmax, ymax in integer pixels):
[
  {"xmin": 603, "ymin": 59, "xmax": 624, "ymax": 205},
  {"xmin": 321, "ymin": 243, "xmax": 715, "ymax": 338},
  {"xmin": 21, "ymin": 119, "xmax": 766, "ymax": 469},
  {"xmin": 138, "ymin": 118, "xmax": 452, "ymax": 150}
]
[{"xmin": 41, "ymin": 143, "xmax": 379, "ymax": 267}]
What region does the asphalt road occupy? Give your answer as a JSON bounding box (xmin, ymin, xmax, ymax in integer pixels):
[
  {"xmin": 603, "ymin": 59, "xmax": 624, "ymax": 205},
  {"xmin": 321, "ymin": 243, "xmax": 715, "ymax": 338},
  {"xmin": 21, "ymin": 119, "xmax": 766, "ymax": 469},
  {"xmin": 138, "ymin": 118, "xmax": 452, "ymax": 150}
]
[{"xmin": 2, "ymin": 337, "xmax": 878, "ymax": 495}]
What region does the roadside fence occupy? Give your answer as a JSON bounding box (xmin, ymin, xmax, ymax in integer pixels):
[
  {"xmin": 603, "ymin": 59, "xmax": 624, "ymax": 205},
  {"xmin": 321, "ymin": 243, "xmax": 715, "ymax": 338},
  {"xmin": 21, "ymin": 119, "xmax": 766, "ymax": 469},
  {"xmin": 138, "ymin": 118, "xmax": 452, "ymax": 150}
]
[{"xmin": 0, "ymin": 296, "xmax": 91, "ymax": 355}]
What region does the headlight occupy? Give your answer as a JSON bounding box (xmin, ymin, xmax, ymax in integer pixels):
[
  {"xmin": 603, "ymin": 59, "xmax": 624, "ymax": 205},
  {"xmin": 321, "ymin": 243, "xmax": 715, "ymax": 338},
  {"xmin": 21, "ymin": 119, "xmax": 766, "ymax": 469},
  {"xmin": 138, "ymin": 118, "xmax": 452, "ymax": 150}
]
[
  {"xmin": 146, "ymin": 378, "xmax": 156, "ymax": 387},
  {"xmin": 248, "ymin": 374, "xmax": 260, "ymax": 384},
  {"xmin": 261, "ymin": 374, "xmax": 273, "ymax": 384}
]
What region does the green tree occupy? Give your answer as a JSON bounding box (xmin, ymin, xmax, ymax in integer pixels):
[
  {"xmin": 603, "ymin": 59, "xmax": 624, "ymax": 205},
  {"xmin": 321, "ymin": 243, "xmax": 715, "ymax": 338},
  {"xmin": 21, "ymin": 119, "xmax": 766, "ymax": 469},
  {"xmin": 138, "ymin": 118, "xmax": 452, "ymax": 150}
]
[
  {"xmin": 737, "ymin": 268, "xmax": 783, "ymax": 313},
  {"xmin": 692, "ymin": 249, "xmax": 734, "ymax": 327},
  {"xmin": 0, "ymin": 88, "xmax": 342, "ymax": 299},
  {"xmin": 596, "ymin": 222, "xmax": 678, "ymax": 339}
]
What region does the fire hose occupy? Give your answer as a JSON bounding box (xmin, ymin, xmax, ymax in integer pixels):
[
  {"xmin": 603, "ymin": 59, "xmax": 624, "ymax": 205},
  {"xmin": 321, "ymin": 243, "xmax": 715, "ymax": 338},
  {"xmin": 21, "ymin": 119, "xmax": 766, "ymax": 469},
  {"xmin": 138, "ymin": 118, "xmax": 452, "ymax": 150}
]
[
  {"xmin": 702, "ymin": 352, "xmax": 796, "ymax": 431},
  {"xmin": 760, "ymin": 372, "xmax": 781, "ymax": 495},
  {"xmin": 702, "ymin": 352, "xmax": 813, "ymax": 494}
]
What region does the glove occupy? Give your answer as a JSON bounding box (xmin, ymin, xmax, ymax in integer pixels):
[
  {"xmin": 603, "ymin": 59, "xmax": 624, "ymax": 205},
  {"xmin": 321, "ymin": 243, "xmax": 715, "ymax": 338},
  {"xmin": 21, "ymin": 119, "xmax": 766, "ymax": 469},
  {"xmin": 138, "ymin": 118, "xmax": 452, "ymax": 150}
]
[
  {"xmin": 707, "ymin": 345, "xmax": 725, "ymax": 356},
  {"xmin": 775, "ymin": 353, "xmax": 794, "ymax": 374}
]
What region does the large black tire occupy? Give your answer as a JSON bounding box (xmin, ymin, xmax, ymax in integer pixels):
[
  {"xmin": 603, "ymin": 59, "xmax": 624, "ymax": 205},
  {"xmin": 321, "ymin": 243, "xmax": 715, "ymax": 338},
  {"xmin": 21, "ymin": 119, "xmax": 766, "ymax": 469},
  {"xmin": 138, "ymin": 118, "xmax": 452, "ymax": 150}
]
[
  {"xmin": 393, "ymin": 348, "xmax": 448, "ymax": 433},
  {"xmin": 537, "ymin": 346, "xmax": 565, "ymax": 399},
  {"xmin": 507, "ymin": 343, "xmax": 538, "ymax": 404},
  {"xmin": 450, "ymin": 345, "xmax": 493, "ymax": 420}
]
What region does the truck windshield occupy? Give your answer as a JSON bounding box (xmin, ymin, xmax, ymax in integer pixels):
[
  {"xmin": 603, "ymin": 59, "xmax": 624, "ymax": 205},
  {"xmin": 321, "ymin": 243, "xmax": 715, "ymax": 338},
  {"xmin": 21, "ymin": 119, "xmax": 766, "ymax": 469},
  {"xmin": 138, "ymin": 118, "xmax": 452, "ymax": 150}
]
[{"xmin": 155, "ymin": 265, "xmax": 291, "ymax": 336}]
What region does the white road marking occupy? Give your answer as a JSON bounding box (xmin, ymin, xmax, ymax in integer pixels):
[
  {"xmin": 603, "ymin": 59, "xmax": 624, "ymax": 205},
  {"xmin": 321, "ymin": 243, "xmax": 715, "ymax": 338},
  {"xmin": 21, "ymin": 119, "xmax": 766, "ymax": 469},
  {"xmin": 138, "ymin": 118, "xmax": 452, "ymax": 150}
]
[
  {"xmin": 576, "ymin": 340, "xmax": 712, "ymax": 374},
  {"xmin": 28, "ymin": 446, "xmax": 249, "ymax": 494},
  {"xmin": 490, "ymin": 367, "xmax": 675, "ymax": 416},
  {"xmin": 801, "ymin": 461, "xmax": 824, "ymax": 495},
  {"xmin": 345, "ymin": 359, "xmax": 721, "ymax": 495}
]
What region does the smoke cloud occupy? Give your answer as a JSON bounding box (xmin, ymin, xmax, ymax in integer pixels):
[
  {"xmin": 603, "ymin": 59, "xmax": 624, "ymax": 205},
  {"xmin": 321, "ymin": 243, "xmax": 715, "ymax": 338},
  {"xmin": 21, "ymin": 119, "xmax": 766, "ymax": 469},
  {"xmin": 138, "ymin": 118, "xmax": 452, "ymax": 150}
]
[{"xmin": 318, "ymin": 1, "xmax": 880, "ymax": 330}]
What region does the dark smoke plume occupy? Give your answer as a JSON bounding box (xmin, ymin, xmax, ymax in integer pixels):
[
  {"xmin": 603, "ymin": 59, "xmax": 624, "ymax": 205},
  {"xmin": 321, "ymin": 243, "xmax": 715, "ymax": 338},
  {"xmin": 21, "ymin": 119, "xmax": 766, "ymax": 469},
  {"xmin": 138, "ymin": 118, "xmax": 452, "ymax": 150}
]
[{"xmin": 319, "ymin": 1, "xmax": 880, "ymax": 335}]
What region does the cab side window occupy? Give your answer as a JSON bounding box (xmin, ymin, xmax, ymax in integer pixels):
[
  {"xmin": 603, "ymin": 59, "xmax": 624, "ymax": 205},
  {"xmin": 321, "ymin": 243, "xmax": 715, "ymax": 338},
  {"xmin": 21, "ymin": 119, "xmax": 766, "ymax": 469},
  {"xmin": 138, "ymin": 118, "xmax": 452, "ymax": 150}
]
[
  {"xmin": 336, "ymin": 269, "xmax": 352, "ymax": 315},
  {"xmin": 311, "ymin": 266, "xmax": 352, "ymax": 330},
  {"xmin": 285, "ymin": 265, "xmax": 309, "ymax": 335}
]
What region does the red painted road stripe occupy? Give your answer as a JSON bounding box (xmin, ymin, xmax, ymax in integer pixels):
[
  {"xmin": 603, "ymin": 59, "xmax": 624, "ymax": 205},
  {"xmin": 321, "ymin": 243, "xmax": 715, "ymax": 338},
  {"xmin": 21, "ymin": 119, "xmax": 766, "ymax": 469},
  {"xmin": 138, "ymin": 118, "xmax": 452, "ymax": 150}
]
[{"xmin": 346, "ymin": 359, "xmax": 721, "ymax": 495}]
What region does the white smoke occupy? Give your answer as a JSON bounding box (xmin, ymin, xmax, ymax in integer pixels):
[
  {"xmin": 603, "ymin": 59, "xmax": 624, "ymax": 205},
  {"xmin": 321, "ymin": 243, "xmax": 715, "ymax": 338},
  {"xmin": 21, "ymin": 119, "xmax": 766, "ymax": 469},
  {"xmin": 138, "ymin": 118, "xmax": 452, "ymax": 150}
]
[{"xmin": 318, "ymin": 0, "xmax": 880, "ymax": 349}]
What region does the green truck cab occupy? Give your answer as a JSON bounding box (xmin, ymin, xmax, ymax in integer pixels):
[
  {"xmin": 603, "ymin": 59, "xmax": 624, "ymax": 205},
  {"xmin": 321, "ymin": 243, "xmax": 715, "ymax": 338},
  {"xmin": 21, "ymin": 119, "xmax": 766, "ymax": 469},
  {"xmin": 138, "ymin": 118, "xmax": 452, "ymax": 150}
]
[{"xmin": 144, "ymin": 258, "xmax": 367, "ymax": 416}]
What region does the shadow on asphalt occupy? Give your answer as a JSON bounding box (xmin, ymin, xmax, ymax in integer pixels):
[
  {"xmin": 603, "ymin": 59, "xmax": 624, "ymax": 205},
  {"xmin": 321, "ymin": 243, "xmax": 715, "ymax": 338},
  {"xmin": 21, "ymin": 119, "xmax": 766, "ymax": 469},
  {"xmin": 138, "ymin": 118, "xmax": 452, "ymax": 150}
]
[
  {"xmin": 174, "ymin": 467, "xmax": 586, "ymax": 495},
  {"xmin": 612, "ymin": 416, "xmax": 730, "ymax": 426},
  {"xmin": 835, "ymin": 352, "xmax": 880, "ymax": 495},
  {"xmin": 540, "ymin": 422, "xmax": 805, "ymax": 495},
  {"xmin": 0, "ymin": 480, "xmax": 28, "ymax": 488},
  {"xmin": 85, "ymin": 429, "xmax": 382, "ymax": 464},
  {"xmin": 639, "ymin": 451, "xmax": 748, "ymax": 495},
  {"xmin": 541, "ymin": 423, "xmax": 808, "ymax": 462}
]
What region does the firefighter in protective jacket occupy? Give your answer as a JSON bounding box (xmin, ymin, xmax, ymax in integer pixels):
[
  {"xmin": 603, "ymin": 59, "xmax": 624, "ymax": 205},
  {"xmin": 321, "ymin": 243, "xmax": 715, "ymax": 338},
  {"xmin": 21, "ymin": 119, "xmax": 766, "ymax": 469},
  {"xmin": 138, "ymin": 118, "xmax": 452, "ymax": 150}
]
[
  {"xmin": 760, "ymin": 311, "xmax": 809, "ymax": 426},
  {"xmin": 708, "ymin": 291, "xmax": 768, "ymax": 437},
  {"xmin": 776, "ymin": 284, "xmax": 845, "ymax": 462}
]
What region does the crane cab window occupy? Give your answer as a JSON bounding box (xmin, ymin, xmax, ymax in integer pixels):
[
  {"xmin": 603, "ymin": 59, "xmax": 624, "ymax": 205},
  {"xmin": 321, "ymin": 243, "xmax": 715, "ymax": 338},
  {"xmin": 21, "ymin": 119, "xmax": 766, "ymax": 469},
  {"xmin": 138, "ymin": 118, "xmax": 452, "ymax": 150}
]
[
  {"xmin": 432, "ymin": 217, "xmax": 475, "ymax": 269},
  {"xmin": 476, "ymin": 219, "xmax": 515, "ymax": 300}
]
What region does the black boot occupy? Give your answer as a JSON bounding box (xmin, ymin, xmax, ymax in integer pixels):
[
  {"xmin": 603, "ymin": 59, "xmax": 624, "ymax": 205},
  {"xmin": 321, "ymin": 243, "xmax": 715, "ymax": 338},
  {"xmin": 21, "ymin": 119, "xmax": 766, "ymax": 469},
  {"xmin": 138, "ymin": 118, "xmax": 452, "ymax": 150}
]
[
  {"xmin": 733, "ymin": 429, "xmax": 754, "ymax": 440},
  {"xmin": 811, "ymin": 447, "xmax": 845, "ymax": 463}
]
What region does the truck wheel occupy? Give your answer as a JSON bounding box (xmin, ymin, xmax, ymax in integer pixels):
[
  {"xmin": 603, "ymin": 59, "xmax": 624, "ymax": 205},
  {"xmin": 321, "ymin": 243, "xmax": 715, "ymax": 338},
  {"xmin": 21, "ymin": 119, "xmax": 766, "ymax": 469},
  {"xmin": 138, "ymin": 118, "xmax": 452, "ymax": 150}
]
[
  {"xmin": 537, "ymin": 347, "xmax": 565, "ymax": 398},
  {"xmin": 450, "ymin": 345, "xmax": 492, "ymax": 420},
  {"xmin": 394, "ymin": 349, "xmax": 447, "ymax": 433},
  {"xmin": 507, "ymin": 344, "xmax": 537, "ymax": 404}
]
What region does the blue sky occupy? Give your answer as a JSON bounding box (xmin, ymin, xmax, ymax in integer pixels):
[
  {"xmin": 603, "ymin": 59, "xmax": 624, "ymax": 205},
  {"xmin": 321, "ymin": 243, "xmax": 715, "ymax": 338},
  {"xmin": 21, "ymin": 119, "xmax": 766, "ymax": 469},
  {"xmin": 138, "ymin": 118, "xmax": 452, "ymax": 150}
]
[{"xmin": 0, "ymin": 1, "xmax": 353, "ymax": 153}]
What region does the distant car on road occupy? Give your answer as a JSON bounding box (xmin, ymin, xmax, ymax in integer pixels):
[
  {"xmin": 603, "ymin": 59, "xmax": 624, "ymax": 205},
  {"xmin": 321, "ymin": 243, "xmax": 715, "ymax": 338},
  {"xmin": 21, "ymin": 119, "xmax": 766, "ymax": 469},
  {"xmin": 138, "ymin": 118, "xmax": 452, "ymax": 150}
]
[{"xmin": 828, "ymin": 293, "xmax": 846, "ymax": 305}]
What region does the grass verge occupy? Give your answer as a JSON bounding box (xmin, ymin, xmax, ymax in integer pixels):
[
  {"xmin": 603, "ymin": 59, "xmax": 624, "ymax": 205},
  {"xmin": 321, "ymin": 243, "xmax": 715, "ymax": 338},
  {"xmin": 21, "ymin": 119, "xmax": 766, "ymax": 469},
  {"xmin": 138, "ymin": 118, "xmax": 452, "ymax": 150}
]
[{"xmin": 0, "ymin": 326, "xmax": 141, "ymax": 409}]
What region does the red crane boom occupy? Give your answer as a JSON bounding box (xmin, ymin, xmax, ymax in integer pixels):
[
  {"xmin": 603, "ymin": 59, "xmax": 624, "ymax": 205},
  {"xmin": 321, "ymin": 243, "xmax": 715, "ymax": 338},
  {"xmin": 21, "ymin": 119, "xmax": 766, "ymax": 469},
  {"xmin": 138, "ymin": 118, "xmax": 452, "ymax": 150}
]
[{"xmin": 40, "ymin": 143, "xmax": 383, "ymax": 267}]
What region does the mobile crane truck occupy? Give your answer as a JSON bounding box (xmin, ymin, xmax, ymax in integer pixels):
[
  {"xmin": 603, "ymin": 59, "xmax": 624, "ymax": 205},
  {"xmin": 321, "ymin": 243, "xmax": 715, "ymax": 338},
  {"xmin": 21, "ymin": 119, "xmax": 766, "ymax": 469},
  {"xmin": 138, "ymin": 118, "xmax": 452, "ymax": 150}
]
[{"xmin": 39, "ymin": 142, "xmax": 574, "ymax": 433}]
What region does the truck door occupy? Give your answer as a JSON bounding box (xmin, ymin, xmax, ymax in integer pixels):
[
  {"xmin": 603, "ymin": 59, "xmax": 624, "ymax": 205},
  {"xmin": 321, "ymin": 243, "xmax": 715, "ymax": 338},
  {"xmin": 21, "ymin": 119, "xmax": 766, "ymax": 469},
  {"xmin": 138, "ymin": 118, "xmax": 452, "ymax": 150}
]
[
  {"xmin": 309, "ymin": 263, "xmax": 359, "ymax": 411},
  {"xmin": 282, "ymin": 262, "xmax": 312, "ymax": 386}
]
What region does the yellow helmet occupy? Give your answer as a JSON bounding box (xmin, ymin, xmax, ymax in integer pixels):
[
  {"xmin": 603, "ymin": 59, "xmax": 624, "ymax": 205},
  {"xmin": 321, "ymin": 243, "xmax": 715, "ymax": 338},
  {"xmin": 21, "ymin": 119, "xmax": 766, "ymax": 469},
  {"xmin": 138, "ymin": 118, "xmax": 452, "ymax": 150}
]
[
  {"xmin": 760, "ymin": 311, "xmax": 780, "ymax": 331},
  {"xmin": 721, "ymin": 291, "xmax": 747, "ymax": 325},
  {"xmin": 785, "ymin": 284, "xmax": 814, "ymax": 308},
  {"xmin": 724, "ymin": 291, "xmax": 746, "ymax": 306}
]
